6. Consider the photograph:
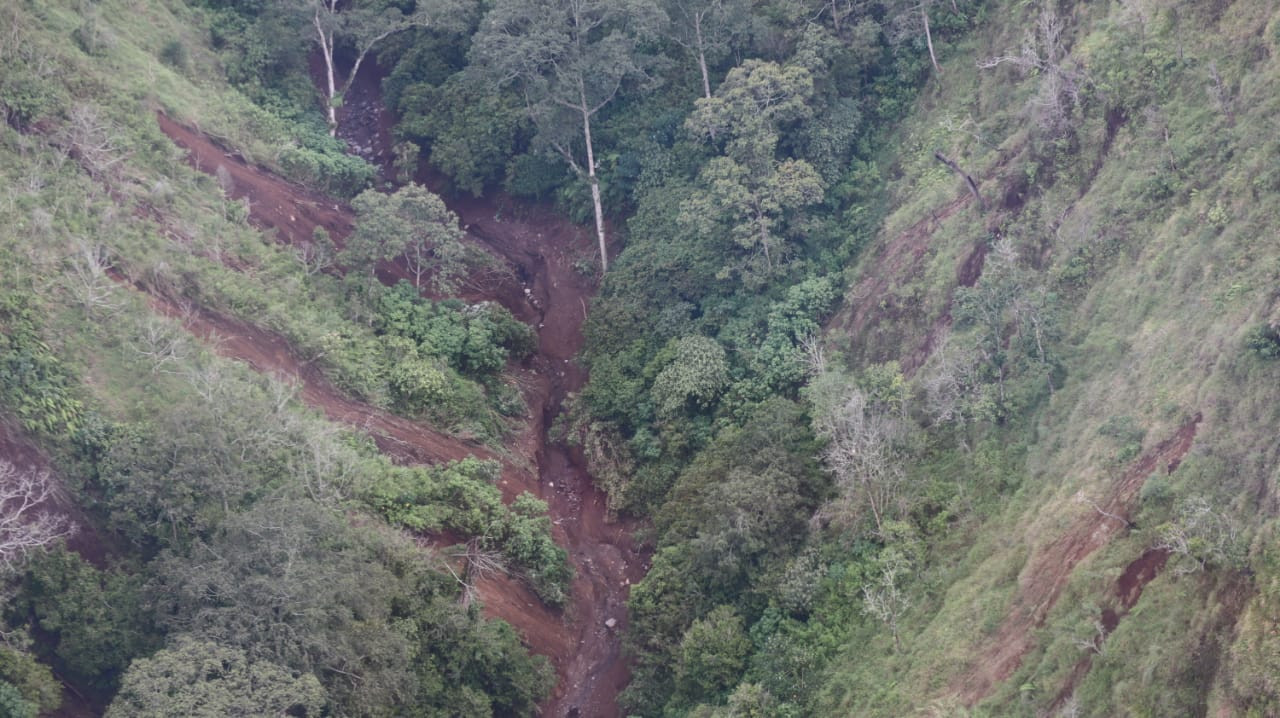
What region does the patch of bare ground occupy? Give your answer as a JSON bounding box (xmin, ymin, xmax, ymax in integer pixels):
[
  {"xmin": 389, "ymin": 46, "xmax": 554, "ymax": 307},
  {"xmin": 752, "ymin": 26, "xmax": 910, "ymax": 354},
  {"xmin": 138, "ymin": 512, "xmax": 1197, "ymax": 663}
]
[
  {"xmin": 952, "ymin": 412, "xmax": 1202, "ymax": 706},
  {"xmin": 154, "ymin": 112, "xmax": 646, "ymax": 717}
]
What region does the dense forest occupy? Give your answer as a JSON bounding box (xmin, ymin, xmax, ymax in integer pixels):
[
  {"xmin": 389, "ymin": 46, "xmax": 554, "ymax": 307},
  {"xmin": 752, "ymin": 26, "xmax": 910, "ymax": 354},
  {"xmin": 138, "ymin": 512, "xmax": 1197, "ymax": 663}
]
[{"xmin": 2, "ymin": 0, "xmax": 1280, "ymax": 716}]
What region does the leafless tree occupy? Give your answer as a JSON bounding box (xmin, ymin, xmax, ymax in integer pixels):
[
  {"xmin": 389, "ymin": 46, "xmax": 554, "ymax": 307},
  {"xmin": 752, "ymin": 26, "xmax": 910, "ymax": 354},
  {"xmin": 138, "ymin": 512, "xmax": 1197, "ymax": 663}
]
[
  {"xmin": 1156, "ymin": 495, "xmax": 1242, "ymax": 575},
  {"xmin": 131, "ymin": 313, "xmax": 191, "ymax": 374},
  {"xmin": 813, "ymin": 381, "xmax": 910, "ymax": 535},
  {"xmin": 61, "ymin": 103, "xmax": 129, "ymax": 179},
  {"xmin": 444, "ymin": 539, "xmax": 507, "ymax": 607},
  {"xmin": 66, "ymin": 237, "xmax": 121, "ymax": 314},
  {"xmin": 978, "ymin": 6, "xmax": 1086, "ymax": 131},
  {"xmin": 920, "ymin": 330, "xmax": 985, "ymax": 429},
  {"xmin": 1070, "ymin": 617, "xmax": 1108, "ymax": 655},
  {"xmin": 0, "ymin": 461, "xmax": 75, "ymax": 573}
]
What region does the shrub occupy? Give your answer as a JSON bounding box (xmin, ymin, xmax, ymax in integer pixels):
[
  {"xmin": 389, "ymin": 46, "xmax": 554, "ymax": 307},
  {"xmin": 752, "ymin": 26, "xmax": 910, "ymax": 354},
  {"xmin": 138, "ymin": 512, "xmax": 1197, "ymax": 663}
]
[
  {"xmin": 1243, "ymin": 324, "xmax": 1280, "ymax": 359},
  {"xmin": 158, "ymin": 40, "xmax": 189, "ymax": 71}
]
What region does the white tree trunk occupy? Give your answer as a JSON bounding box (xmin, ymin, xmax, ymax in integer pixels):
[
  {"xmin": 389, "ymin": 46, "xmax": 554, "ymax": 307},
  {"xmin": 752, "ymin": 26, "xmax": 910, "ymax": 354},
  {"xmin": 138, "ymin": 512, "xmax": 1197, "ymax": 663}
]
[
  {"xmin": 694, "ymin": 15, "xmax": 711, "ymax": 100},
  {"xmin": 922, "ymin": 3, "xmax": 942, "ymax": 76},
  {"xmin": 314, "ymin": 10, "xmax": 339, "ymax": 136},
  {"xmin": 581, "ymin": 103, "xmax": 608, "ymax": 273}
]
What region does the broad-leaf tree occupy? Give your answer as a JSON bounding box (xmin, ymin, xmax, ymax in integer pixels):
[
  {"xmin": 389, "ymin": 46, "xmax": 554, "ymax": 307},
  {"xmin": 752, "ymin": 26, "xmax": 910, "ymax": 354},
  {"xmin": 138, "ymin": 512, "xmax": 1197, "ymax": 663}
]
[
  {"xmin": 106, "ymin": 637, "xmax": 326, "ymax": 718},
  {"xmin": 681, "ymin": 60, "xmax": 823, "ymax": 277},
  {"xmin": 470, "ymin": 0, "xmax": 666, "ymax": 273},
  {"xmin": 344, "ymin": 183, "xmax": 467, "ymax": 295}
]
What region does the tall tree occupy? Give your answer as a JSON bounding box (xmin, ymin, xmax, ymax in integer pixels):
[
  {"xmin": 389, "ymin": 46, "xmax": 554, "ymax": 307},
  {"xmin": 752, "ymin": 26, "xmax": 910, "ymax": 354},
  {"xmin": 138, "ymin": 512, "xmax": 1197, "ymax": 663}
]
[
  {"xmin": 470, "ymin": 0, "xmax": 666, "ymax": 273},
  {"xmin": 302, "ymin": 0, "xmax": 465, "ymax": 135},
  {"xmin": 662, "ymin": 0, "xmax": 747, "ymax": 100}
]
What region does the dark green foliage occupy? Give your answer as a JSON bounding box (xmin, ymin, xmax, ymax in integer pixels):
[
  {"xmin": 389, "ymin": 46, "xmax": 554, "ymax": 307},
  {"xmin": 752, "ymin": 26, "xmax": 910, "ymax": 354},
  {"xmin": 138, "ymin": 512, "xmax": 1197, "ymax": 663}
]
[
  {"xmin": 13, "ymin": 549, "xmax": 159, "ymax": 694},
  {"xmin": 1244, "ymin": 324, "xmax": 1280, "ymax": 359},
  {"xmin": 158, "ymin": 40, "xmax": 189, "ymax": 71},
  {"xmin": 148, "ymin": 498, "xmax": 550, "ymax": 715},
  {"xmin": 624, "ymin": 399, "xmax": 826, "ymax": 715},
  {"xmin": 396, "ymin": 74, "xmax": 528, "ymax": 197},
  {"xmin": 505, "ymin": 152, "xmax": 571, "ymax": 201}
]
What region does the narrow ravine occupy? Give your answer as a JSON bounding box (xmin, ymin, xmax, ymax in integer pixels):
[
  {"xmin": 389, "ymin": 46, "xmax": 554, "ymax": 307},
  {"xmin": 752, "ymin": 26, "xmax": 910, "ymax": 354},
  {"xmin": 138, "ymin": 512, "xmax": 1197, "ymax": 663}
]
[{"xmin": 154, "ymin": 67, "xmax": 648, "ymax": 715}]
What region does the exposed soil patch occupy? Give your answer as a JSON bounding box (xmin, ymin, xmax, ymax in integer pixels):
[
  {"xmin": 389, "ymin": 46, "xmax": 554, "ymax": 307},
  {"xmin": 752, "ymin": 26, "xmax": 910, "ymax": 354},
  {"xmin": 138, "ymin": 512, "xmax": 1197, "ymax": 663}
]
[
  {"xmin": 156, "ymin": 112, "xmax": 645, "ymax": 716},
  {"xmin": 0, "ymin": 420, "xmax": 108, "ymax": 568},
  {"xmin": 1047, "ymin": 547, "xmax": 1171, "ymax": 711},
  {"xmin": 957, "ymin": 240, "xmax": 989, "ymax": 288},
  {"xmin": 953, "ymin": 412, "xmax": 1202, "ymax": 705},
  {"xmin": 839, "ymin": 194, "xmax": 972, "ymax": 341},
  {"xmin": 156, "ymin": 115, "xmax": 353, "ymax": 249}
]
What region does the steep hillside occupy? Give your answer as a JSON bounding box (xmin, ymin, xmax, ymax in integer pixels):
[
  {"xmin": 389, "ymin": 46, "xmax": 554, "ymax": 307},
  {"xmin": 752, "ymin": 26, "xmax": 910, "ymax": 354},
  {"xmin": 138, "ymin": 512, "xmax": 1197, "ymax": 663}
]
[
  {"xmin": 3, "ymin": 0, "xmax": 1280, "ymax": 716},
  {"xmin": 805, "ymin": 2, "xmax": 1280, "ymax": 714}
]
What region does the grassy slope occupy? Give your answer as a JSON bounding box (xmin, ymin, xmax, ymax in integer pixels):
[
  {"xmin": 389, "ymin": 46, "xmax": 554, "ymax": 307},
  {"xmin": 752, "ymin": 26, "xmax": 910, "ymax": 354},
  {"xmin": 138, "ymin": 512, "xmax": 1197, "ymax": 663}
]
[{"xmin": 817, "ymin": 1, "xmax": 1280, "ymax": 715}]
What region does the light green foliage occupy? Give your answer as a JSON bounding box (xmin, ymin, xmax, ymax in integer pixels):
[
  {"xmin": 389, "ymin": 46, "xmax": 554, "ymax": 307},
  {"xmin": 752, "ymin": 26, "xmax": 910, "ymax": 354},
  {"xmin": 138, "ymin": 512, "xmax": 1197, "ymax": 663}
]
[
  {"xmin": 372, "ymin": 282, "xmax": 534, "ymax": 430},
  {"xmin": 682, "ymin": 60, "xmax": 824, "ymax": 278},
  {"xmin": 345, "ymin": 184, "xmax": 467, "ymax": 293},
  {"xmin": 363, "ymin": 458, "xmax": 571, "ymax": 604},
  {"xmin": 0, "ymin": 643, "xmax": 60, "ymax": 716},
  {"xmin": 676, "ymin": 605, "xmax": 751, "ymax": 703},
  {"xmin": 107, "ymin": 637, "xmax": 325, "ymax": 718},
  {"xmin": 0, "ymin": 681, "xmax": 36, "ymax": 718},
  {"xmin": 651, "ymin": 335, "xmax": 729, "ymax": 418}
]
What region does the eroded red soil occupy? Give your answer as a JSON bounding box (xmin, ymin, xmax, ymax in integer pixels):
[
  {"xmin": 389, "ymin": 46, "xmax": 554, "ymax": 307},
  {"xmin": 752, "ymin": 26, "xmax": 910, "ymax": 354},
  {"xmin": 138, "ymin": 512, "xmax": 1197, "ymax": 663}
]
[
  {"xmin": 954, "ymin": 413, "xmax": 1202, "ymax": 705},
  {"xmin": 153, "ymin": 111, "xmax": 645, "ymax": 717}
]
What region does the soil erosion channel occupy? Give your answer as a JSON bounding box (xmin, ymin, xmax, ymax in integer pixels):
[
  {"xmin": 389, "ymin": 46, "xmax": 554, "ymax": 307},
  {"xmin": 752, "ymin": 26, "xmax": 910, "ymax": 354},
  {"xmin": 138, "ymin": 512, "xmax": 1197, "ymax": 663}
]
[{"xmin": 157, "ymin": 111, "xmax": 645, "ymax": 716}]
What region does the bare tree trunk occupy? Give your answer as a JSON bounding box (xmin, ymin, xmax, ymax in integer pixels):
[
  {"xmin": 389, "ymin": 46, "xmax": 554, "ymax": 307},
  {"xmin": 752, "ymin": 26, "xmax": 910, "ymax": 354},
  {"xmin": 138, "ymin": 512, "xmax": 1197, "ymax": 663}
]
[
  {"xmin": 922, "ymin": 3, "xmax": 942, "ymax": 76},
  {"xmin": 580, "ymin": 104, "xmax": 608, "ymax": 273},
  {"xmin": 933, "ymin": 152, "xmax": 985, "ymax": 211},
  {"xmin": 867, "ymin": 487, "xmax": 884, "ymax": 535},
  {"xmin": 694, "ymin": 16, "xmax": 711, "ymax": 100},
  {"xmin": 314, "ymin": 10, "xmax": 339, "ymax": 136}
]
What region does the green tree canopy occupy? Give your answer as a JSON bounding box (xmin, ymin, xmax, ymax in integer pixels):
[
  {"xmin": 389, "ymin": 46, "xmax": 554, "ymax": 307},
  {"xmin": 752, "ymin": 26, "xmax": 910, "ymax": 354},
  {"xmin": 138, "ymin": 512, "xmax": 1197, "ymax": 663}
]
[
  {"xmin": 344, "ymin": 183, "xmax": 467, "ymax": 294},
  {"xmin": 680, "ymin": 60, "xmax": 824, "ymax": 279},
  {"xmin": 106, "ymin": 637, "xmax": 325, "ymax": 718},
  {"xmin": 470, "ymin": 0, "xmax": 666, "ymax": 272}
]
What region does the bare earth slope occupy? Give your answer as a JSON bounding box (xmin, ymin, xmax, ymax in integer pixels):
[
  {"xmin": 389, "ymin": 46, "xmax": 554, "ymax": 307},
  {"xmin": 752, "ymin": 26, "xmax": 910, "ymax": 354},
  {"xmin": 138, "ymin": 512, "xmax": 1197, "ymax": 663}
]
[{"xmin": 153, "ymin": 112, "xmax": 645, "ymax": 717}]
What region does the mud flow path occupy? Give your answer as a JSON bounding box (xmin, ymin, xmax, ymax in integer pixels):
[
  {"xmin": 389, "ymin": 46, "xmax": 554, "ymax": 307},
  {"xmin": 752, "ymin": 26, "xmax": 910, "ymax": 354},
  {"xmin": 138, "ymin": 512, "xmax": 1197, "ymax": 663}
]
[{"xmin": 157, "ymin": 101, "xmax": 645, "ymax": 715}]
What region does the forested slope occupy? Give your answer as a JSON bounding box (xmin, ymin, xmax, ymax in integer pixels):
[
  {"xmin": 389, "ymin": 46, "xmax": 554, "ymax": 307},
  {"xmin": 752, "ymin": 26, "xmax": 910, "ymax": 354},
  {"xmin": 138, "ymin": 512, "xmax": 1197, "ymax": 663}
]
[{"xmin": 2, "ymin": 0, "xmax": 1280, "ymax": 716}]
